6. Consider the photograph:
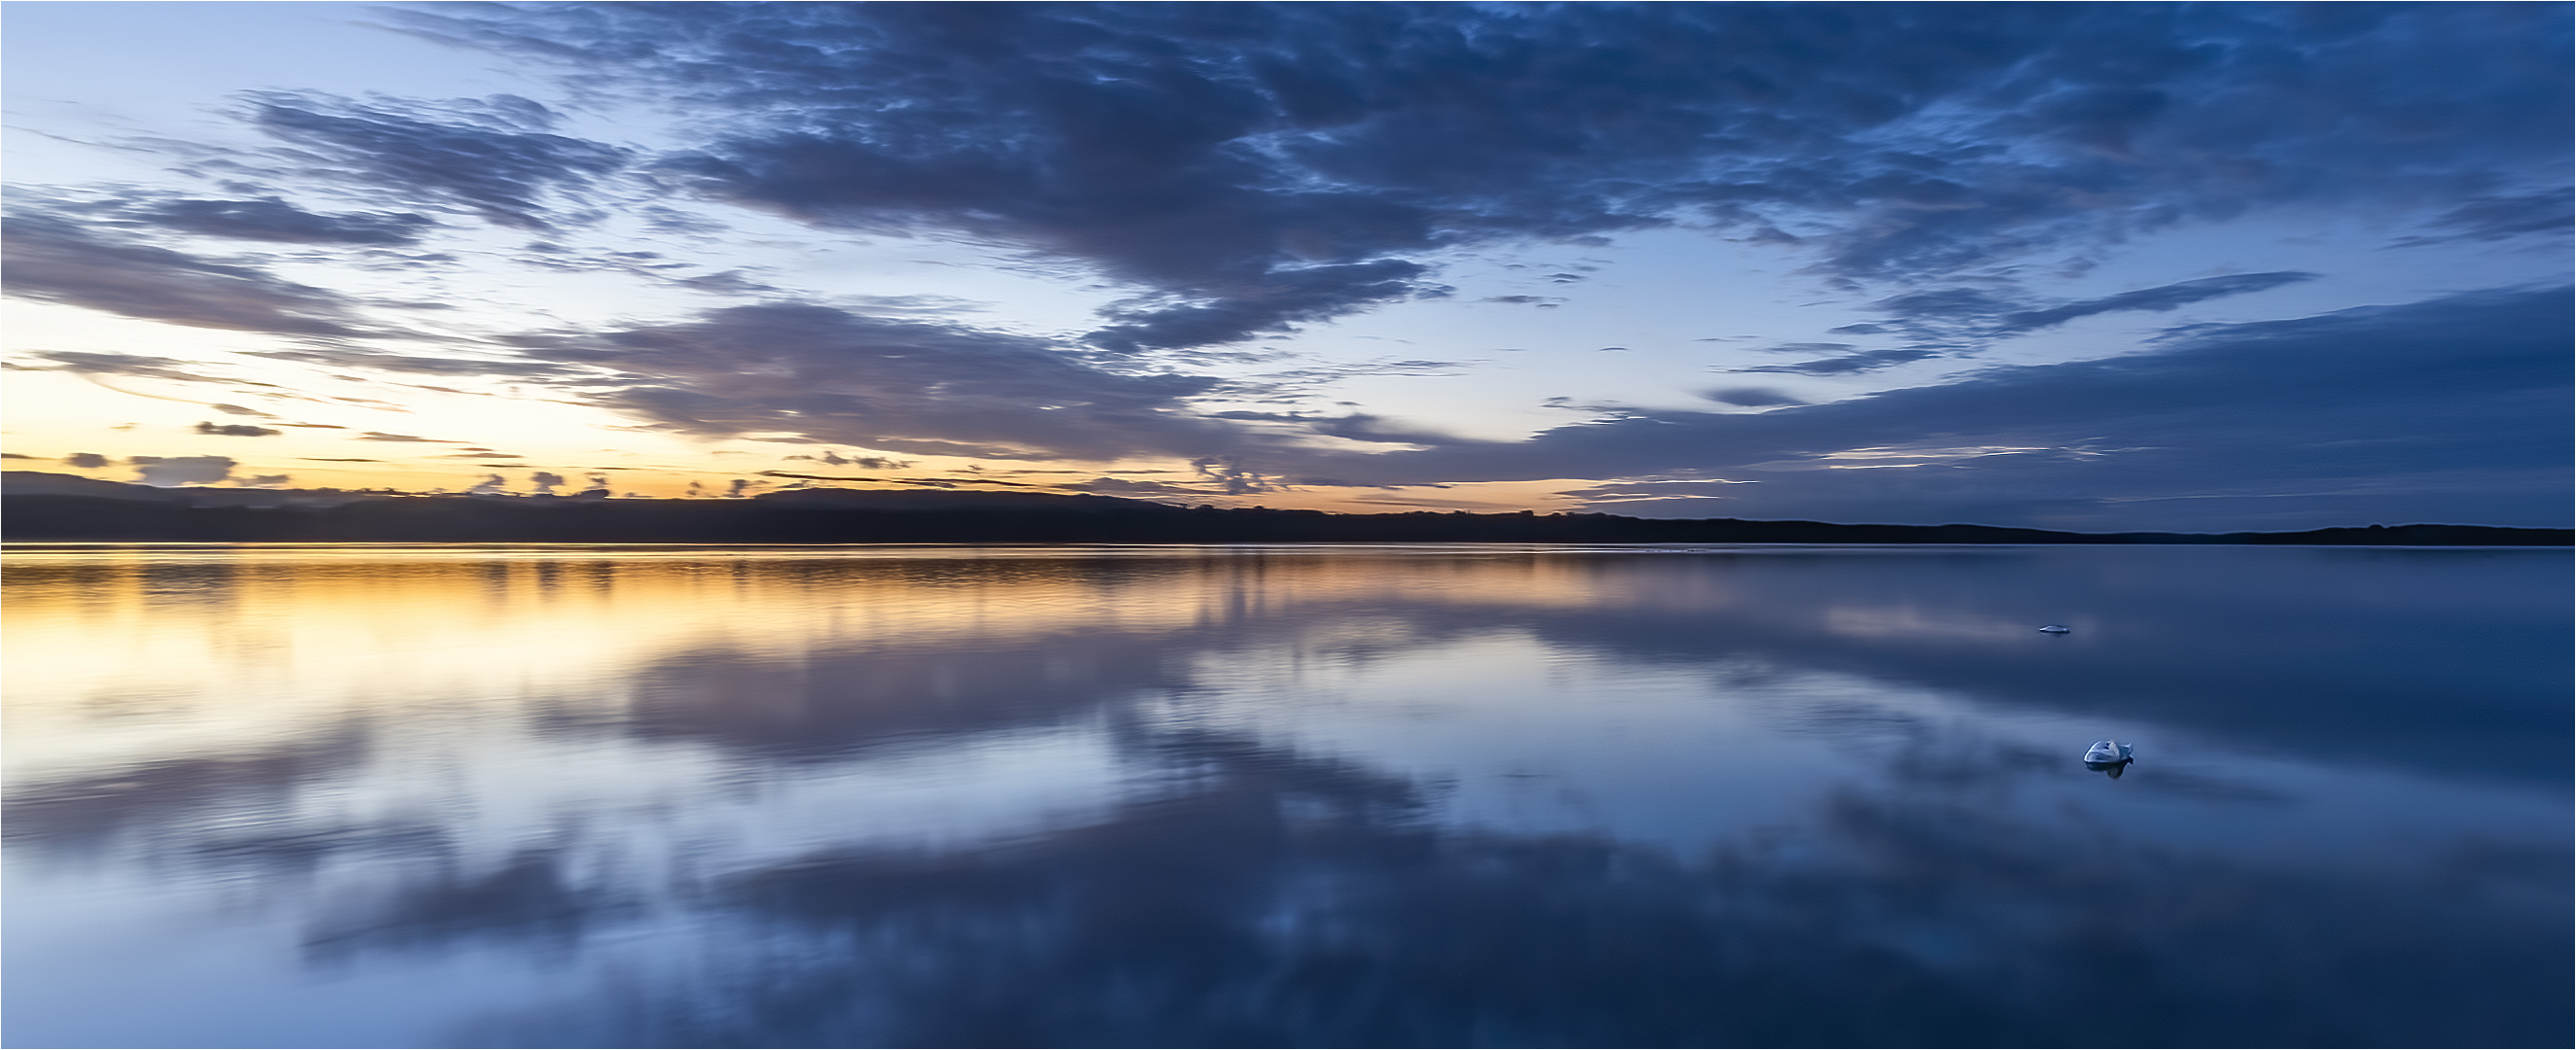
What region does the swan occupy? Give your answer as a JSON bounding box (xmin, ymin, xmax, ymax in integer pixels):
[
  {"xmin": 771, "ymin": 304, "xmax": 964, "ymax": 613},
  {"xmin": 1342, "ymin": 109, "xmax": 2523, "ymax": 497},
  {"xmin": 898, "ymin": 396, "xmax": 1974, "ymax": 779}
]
[{"xmin": 2082, "ymin": 740, "xmax": 2134, "ymax": 764}]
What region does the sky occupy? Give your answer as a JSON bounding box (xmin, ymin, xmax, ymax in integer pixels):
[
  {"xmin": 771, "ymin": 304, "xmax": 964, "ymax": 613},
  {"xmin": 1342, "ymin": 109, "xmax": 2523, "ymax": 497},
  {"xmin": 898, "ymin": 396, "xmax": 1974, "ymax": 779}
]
[{"xmin": 3, "ymin": 1, "xmax": 2566, "ymax": 530}]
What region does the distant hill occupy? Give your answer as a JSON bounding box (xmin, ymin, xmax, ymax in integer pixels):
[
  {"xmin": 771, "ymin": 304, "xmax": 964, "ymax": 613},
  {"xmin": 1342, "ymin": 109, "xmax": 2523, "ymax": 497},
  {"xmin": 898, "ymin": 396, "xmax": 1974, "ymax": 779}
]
[
  {"xmin": 754, "ymin": 485, "xmax": 1189, "ymax": 514},
  {"xmin": 3, "ymin": 472, "xmax": 2566, "ymax": 545}
]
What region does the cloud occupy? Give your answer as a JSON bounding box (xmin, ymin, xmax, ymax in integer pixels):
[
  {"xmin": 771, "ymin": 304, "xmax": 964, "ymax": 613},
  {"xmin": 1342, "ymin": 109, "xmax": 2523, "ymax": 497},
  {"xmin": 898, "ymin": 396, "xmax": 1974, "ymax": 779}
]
[
  {"xmin": 1867, "ymin": 289, "xmax": 2023, "ymax": 325},
  {"xmin": 673, "ymin": 270, "xmax": 778, "ymax": 295},
  {"xmin": 356, "ymin": 432, "xmax": 444, "ymax": 442},
  {"xmin": 1733, "ymin": 348, "xmax": 1940, "ymax": 376},
  {"xmin": 503, "ymin": 302, "xmax": 1245, "ymax": 461},
  {"xmin": 1262, "ymin": 288, "xmax": 2575, "ymax": 531},
  {"xmin": 243, "ymin": 92, "xmax": 628, "ymax": 230},
  {"xmin": 142, "ymin": 196, "xmax": 435, "ymax": 245},
  {"xmin": 2391, "ymin": 190, "xmax": 2576, "ymax": 247},
  {"xmin": 1061, "ymin": 476, "xmax": 1216, "ymax": 498},
  {"xmin": 1220, "ymin": 361, "xmax": 1452, "ymax": 400},
  {"xmin": 20, "ymin": 350, "xmax": 255, "ymax": 385},
  {"xmin": 0, "ymin": 214, "xmax": 374, "ymax": 335},
  {"xmin": 1302, "ymin": 412, "xmax": 1469, "ymax": 447},
  {"xmin": 193, "ymin": 422, "xmax": 283, "ymax": 438},
  {"xmin": 128, "ymin": 455, "xmax": 237, "ymax": 487},
  {"xmin": 802, "ymin": 451, "xmax": 910, "ymax": 471},
  {"xmin": 1559, "ymin": 479, "xmax": 1759, "ymax": 506},
  {"xmin": 758, "ymin": 471, "xmax": 884, "ymax": 483},
  {"xmin": 1992, "ymin": 272, "xmax": 2319, "ymax": 333},
  {"xmin": 393, "ymin": 3, "xmax": 2570, "ymax": 348},
  {"xmin": 250, "ymin": 346, "xmax": 567, "ymax": 377},
  {"xmin": 1701, "ymin": 387, "xmax": 1807, "ymax": 407},
  {"xmin": 1083, "ymin": 260, "xmax": 1440, "ymax": 352},
  {"xmin": 1793, "ymin": 272, "xmax": 2326, "ymax": 364},
  {"xmin": 62, "ymin": 453, "xmax": 111, "ymax": 470}
]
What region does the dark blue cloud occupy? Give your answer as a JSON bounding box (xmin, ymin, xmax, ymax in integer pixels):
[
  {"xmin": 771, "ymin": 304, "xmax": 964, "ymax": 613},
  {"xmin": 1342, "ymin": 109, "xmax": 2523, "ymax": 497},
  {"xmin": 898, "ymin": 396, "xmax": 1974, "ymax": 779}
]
[
  {"xmin": 1701, "ymin": 387, "xmax": 1807, "ymax": 407},
  {"xmin": 1278, "ymin": 288, "xmax": 2575, "ymax": 531},
  {"xmin": 1796, "ymin": 272, "xmax": 2329, "ymax": 366},
  {"xmin": 243, "ymin": 92, "xmax": 627, "ymax": 230},
  {"xmin": 1858, "ymin": 272, "xmax": 2320, "ymax": 340},
  {"xmin": 2391, "ymin": 190, "xmax": 2576, "ymax": 247},
  {"xmin": 499, "ymin": 302, "xmax": 1245, "ymax": 460},
  {"xmin": 1733, "ymin": 348, "xmax": 1940, "ymax": 376},
  {"xmin": 390, "ymin": 2, "xmax": 2569, "ymax": 348},
  {"xmin": 142, "ymin": 196, "xmax": 435, "ymax": 245},
  {"xmin": 1085, "ymin": 259, "xmax": 1437, "ymax": 354},
  {"xmin": 1994, "ymin": 272, "xmax": 2319, "ymax": 333}
]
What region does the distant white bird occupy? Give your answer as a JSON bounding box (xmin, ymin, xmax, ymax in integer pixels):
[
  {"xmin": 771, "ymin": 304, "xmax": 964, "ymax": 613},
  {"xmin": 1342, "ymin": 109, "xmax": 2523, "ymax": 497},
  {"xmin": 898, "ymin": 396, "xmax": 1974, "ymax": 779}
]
[
  {"xmin": 2037, "ymin": 624, "xmax": 2071, "ymax": 634},
  {"xmin": 2083, "ymin": 740, "xmax": 2135, "ymax": 764}
]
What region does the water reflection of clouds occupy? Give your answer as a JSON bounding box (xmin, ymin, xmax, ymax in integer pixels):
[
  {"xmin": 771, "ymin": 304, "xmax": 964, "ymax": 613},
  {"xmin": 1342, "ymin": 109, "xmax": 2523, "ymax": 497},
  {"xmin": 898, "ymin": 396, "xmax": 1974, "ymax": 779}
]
[
  {"xmin": 10, "ymin": 548, "xmax": 2564, "ymax": 831},
  {"xmin": 1823, "ymin": 604, "xmax": 2072, "ymax": 642},
  {"xmin": 9, "ymin": 545, "xmax": 2564, "ymax": 848},
  {"xmin": 429, "ymin": 733, "xmax": 2563, "ymax": 1049},
  {"xmin": 3, "ymin": 546, "xmax": 2566, "ymax": 1047}
]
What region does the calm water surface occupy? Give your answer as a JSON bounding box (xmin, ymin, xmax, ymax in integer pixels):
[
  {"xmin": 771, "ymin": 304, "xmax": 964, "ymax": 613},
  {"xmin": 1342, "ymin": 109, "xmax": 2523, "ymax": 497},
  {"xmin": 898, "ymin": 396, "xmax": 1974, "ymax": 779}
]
[{"xmin": 6, "ymin": 544, "xmax": 2567, "ymax": 1048}]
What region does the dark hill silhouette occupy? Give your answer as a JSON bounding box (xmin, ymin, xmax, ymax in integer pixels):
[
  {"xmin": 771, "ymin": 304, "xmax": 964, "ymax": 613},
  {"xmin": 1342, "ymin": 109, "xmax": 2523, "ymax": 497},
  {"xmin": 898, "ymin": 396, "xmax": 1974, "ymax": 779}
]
[
  {"xmin": 2, "ymin": 472, "xmax": 2564, "ymax": 545},
  {"xmin": 757, "ymin": 486, "xmax": 1189, "ymax": 513}
]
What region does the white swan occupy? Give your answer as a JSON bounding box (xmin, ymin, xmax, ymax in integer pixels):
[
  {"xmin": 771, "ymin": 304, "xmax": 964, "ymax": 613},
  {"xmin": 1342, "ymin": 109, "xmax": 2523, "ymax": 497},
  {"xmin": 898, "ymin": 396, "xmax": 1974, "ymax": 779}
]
[{"xmin": 2082, "ymin": 739, "xmax": 2134, "ymax": 764}]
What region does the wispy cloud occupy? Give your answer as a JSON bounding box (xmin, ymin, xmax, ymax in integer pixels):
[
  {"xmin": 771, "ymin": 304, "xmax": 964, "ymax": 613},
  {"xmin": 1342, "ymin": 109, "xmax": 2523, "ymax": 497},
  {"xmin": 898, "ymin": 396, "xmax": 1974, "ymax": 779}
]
[
  {"xmin": 242, "ymin": 91, "xmax": 628, "ymax": 230},
  {"xmin": 386, "ymin": 3, "xmax": 2567, "ymax": 348},
  {"xmin": 142, "ymin": 195, "xmax": 436, "ymax": 245},
  {"xmin": 194, "ymin": 422, "xmax": 282, "ymax": 438},
  {"xmin": 2, "ymin": 215, "xmax": 378, "ymax": 335},
  {"xmin": 1263, "ymin": 288, "xmax": 2576, "ymax": 531},
  {"xmin": 21, "ymin": 351, "xmax": 260, "ymax": 385},
  {"xmin": 501, "ymin": 302, "xmax": 1245, "ymax": 461}
]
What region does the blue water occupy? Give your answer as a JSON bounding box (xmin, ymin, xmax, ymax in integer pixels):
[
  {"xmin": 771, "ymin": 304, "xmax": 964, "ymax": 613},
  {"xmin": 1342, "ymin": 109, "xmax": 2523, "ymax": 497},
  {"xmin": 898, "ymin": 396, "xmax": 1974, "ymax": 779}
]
[{"xmin": 5, "ymin": 544, "xmax": 2566, "ymax": 1047}]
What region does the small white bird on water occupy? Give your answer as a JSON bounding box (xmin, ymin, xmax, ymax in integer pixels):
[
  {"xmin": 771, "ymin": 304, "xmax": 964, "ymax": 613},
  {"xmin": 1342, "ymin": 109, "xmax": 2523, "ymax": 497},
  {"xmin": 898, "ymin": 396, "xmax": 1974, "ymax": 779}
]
[{"xmin": 2037, "ymin": 624, "xmax": 2071, "ymax": 634}]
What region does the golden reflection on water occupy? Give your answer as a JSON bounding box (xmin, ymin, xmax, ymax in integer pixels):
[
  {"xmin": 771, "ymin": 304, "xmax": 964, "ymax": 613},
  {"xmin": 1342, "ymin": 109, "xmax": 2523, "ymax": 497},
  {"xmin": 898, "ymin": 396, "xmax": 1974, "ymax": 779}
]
[{"xmin": 2, "ymin": 544, "xmax": 1730, "ymax": 782}]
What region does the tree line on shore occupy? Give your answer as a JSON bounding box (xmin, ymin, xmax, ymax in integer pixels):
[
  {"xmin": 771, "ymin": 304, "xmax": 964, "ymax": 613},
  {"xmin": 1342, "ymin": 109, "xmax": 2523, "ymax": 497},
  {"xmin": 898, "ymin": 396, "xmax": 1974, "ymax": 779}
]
[{"xmin": 4, "ymin": 472, "xmax": 2563, "ymax": 546}]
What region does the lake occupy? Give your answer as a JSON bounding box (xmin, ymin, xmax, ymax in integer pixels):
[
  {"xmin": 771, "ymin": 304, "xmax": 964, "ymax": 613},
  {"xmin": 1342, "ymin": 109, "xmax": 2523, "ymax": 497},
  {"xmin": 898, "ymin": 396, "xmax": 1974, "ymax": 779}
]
[{"xmin": 5, "ymin": 543, "xmax": 2567, "ymax": 1048}]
